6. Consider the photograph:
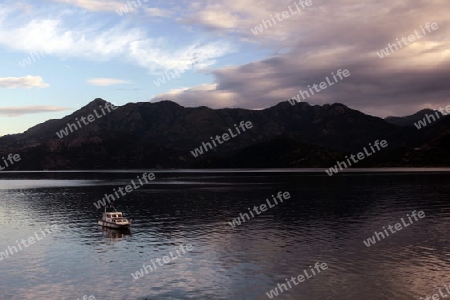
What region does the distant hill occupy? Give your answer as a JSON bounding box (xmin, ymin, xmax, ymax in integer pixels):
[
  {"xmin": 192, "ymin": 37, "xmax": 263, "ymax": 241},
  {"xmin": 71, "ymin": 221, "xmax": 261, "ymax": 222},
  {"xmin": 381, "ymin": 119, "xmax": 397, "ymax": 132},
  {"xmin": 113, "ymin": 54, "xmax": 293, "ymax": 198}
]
[
  {"xmin": 385, "ymin": 109, "xmax": 437, "ymax": 127},
  {"xmin": 0, "ymin": 98, "xmax": 448, "ymax": 170}
]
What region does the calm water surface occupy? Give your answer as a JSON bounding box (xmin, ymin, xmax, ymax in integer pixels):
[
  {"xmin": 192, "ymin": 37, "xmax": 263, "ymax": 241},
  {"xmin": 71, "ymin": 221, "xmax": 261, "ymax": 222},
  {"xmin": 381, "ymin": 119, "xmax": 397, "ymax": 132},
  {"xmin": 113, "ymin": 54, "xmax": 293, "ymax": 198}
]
[{"xmin": 0, "ymin": 169, "xmax": 449, "ymax": 300}]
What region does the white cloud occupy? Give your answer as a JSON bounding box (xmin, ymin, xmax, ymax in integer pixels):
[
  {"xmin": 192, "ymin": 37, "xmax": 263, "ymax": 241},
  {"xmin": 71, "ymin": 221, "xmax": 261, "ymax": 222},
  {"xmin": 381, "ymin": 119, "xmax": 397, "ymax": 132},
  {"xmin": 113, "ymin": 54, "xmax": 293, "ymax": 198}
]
[
  {"xmin": 0, "ymin": 105, "xmax": 68, "ymax": 117},
  {"xmin": 0, "ymin": 7, "xmax": 234, "ymax": 73},
  {"xmin": 0, "ymin": 76, "xmax": 49, "ymax": 89},
  {"xmin": 146, "ymin": 8, "xmax": 171, "ymax": 17},
  {"xmin": 128, "ymin": 40, "xmax": 235, "ymax": 73},
  {"xmin": 87, "ymin": 78, "xmax": 131, "ymax": 86}
]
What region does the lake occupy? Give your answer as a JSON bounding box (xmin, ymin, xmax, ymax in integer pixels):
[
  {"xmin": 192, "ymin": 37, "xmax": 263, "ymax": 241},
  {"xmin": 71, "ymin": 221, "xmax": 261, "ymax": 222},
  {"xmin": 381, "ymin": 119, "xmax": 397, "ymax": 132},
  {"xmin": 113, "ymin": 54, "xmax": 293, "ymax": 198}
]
[{"xmin": 0, "ymin": 169, "xmax": 449, "ymax": 300}]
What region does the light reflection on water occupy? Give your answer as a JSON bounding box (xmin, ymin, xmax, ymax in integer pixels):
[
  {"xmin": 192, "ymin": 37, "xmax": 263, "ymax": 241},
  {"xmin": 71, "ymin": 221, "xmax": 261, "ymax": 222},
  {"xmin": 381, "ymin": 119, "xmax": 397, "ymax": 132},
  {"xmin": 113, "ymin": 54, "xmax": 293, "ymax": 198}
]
[{"xmin": 0, "ymin": 170, "xmax": 449, "ymax": 299}]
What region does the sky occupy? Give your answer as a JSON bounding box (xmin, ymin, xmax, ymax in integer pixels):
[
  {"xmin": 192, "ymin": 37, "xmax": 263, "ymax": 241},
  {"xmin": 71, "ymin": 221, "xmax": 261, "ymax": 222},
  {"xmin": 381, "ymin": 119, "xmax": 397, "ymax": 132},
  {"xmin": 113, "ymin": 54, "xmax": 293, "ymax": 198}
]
[{"xmin": 0, "ymin": 0, "xmax": 449, "ymax": 136}]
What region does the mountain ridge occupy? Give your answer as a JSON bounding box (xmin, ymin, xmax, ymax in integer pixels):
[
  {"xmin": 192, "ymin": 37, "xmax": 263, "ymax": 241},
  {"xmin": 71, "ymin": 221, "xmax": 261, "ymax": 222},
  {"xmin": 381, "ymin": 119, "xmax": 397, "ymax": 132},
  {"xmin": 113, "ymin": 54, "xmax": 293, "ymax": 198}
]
[{"xmin": 0, "ymin": 99, "xmax": 448, "ymax": 170}]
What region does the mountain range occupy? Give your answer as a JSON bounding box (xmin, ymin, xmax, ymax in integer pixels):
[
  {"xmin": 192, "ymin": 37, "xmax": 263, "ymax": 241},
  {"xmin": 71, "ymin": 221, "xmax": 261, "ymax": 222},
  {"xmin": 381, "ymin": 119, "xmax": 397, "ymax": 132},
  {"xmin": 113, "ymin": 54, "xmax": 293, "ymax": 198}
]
[{"xmin": 0, "ymin": 98, "xmax": 448, "ymax": 170}]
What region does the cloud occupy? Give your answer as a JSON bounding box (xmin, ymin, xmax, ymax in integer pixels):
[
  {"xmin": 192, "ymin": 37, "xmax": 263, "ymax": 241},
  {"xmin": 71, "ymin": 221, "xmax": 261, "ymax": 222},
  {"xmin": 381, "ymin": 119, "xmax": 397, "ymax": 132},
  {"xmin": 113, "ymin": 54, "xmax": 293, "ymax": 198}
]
[
  {"xmin": 154, "ymin": 83, "xmax": 240, "ymax": 108},
  {"xmin": 87, "ymin": 78, "xmax": 131, "ymax": 86},
  {"xmin": 0, "ymin": 5, "xmax": 234, "ymax": 73},
  {"xmin": 15, "ymin": 2, "xmax": 33, "ymax": 14},
  {"xmin": 179, "ymin": 0, "xmax": 301, "ymax": 42},
  {"xmin": 3, "ymin": 1, "xmax": 448, "ymax": 117},
  {"xmin": 49, "ymin": 0, "xmax": 125, "ymax": 12},
  {"xmin": 0, "ymin": 76, "xmax": 49, "ymax": 89},
  {"xmin": 158, "ymin": 0, "xmax": 450, "ymax": 117},
  {"xmin": 0, "ymin": 105, "xmax": 69, "ymax": 117},
  {"xmin": 128, "ymin": 40, "xmax": 235, "ymax": 74},
  {"xmin": 50, "ymin": 0, "xmax": 173, "ymax": 17},
  {"xmin": 145, "ymin": 8, "xmax": 171, "ymax": 17},
  {"xmin": 50, "ymin": 0, "xmax": 172, "ymax": 18}
]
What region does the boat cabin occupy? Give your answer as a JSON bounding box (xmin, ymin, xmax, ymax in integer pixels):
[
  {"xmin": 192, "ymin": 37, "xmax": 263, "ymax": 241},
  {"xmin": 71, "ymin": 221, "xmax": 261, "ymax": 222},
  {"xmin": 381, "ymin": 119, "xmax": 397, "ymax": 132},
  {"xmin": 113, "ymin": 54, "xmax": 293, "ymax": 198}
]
[{"xmin": 102, "ymin": 212, "xmax": 130, "ymax": 225}]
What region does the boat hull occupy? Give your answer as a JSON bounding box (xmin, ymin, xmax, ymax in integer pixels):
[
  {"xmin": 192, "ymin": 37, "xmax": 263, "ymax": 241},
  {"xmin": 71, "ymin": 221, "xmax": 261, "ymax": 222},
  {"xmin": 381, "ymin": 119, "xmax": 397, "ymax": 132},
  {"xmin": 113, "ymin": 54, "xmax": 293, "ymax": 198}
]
[{"xmin": 97, "ymin": 220, "xmax": 130, "ymax": 229}]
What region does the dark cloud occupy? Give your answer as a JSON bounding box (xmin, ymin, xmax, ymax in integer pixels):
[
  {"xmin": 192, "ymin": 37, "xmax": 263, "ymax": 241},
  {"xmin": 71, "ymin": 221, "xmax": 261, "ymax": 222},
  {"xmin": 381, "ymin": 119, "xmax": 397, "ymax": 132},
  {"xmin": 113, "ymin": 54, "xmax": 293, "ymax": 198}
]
[{"xmin": 158, "ymin": 0, "xmax": 450, "ymax": 116}]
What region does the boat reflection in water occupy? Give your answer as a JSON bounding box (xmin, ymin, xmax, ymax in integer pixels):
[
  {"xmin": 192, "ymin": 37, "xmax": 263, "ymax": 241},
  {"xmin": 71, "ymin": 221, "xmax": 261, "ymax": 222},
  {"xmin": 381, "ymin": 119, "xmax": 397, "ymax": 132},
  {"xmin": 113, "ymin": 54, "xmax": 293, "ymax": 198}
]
[{"xmin": 98, "ymin": 225, "xmax": 131, "ymax": 240}]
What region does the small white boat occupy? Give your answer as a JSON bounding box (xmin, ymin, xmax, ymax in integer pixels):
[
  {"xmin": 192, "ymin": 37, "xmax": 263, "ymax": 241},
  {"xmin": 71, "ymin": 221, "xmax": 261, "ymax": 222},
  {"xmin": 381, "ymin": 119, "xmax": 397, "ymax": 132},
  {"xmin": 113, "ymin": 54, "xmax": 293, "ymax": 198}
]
[{"xmin": 98, "ymin": 206, "xmax": 132, "ymax": 229}]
